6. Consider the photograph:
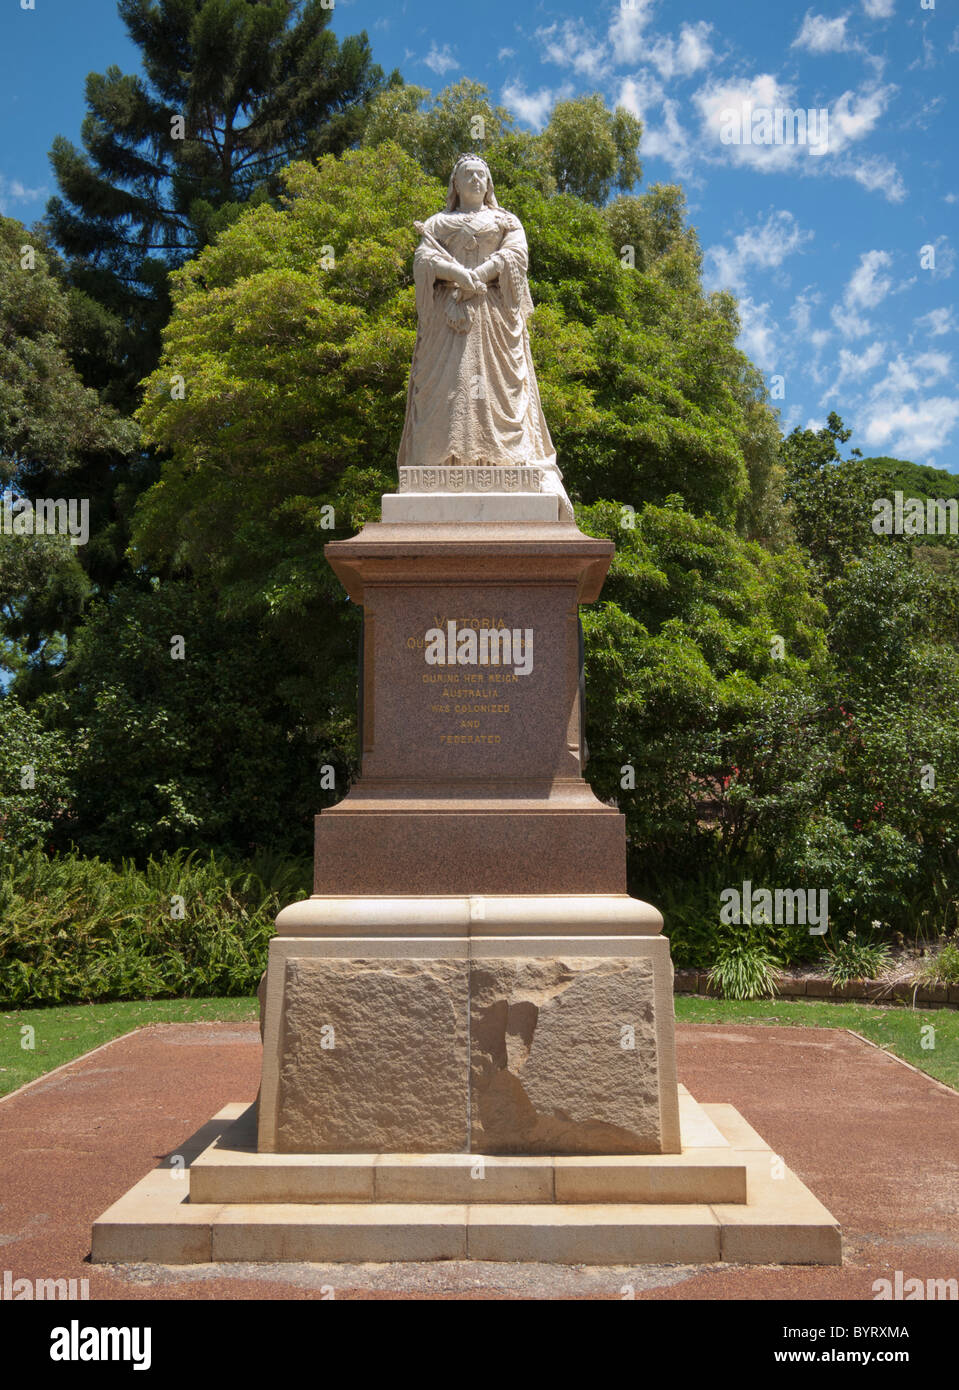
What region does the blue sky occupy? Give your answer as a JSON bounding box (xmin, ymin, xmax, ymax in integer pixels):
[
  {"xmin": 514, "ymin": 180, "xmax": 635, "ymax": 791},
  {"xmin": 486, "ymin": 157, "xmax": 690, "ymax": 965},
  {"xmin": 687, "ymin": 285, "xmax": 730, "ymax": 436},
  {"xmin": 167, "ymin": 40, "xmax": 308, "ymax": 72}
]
[{"xmin": 2, "ymin": 0, "xmax": 957, "ymax": 469}]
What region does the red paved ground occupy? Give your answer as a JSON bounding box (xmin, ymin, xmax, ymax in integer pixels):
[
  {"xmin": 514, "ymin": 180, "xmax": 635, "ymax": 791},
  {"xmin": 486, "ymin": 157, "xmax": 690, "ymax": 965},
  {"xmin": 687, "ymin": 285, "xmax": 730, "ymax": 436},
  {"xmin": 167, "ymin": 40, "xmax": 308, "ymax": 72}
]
[{"xmin": 0, "ymin": 1021, "xmax": 956, "ymax": 1300}]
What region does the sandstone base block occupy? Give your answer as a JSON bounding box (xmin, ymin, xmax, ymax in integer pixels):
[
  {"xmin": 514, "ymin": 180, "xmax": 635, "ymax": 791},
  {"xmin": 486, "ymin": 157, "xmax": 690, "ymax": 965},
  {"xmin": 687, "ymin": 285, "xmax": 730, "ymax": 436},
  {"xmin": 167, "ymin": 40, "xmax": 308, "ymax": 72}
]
[
  {"xmin": 470, "ymin": 957, "xmax": 662, "ymax": 1154},
  {"xmin": 256, "ymin": 903, "xmax": 681, "ymax": 1156},
  {"xmin": 276, "ymin": 957, "xmax": 468, "ymax": 1153}
]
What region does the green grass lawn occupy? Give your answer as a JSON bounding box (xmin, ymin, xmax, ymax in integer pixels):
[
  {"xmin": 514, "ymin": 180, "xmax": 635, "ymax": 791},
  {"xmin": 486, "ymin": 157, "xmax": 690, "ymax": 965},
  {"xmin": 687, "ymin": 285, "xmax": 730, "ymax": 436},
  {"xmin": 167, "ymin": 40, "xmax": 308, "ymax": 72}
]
[
  {"xmin": 675, "ymin": 995, "xmax": 959, "ymax": 1090},
  {"xmin": 0, "ymin": 997, "xmax": 258, "ymax": 1097},
  {"xmin": 1, "ymin": 994, "xmax": 956, "ymax": 1098}
]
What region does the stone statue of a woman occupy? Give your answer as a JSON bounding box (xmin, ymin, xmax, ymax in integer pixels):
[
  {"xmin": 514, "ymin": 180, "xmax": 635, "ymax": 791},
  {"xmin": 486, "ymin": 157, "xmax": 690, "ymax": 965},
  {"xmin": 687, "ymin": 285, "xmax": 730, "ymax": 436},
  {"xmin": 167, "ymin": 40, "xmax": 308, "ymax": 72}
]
[{"xmin": 396, "ymin": 154, "xmax": 573, "ymax": 520}]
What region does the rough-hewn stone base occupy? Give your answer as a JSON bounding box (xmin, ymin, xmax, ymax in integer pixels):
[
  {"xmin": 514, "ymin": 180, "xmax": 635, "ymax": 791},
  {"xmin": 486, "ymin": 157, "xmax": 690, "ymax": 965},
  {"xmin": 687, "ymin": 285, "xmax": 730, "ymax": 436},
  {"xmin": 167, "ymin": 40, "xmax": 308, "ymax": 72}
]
[
  {"xmin": 276, "ymin": 958, "xmax": 469, "ymax": 1153},
  {"xmin": 256, "ymin": 910, "xmax": 681, "ymax": 1155},
  {"xmin": 470, "ymin": 957, "xmax": 662, "ymax": 1154}
]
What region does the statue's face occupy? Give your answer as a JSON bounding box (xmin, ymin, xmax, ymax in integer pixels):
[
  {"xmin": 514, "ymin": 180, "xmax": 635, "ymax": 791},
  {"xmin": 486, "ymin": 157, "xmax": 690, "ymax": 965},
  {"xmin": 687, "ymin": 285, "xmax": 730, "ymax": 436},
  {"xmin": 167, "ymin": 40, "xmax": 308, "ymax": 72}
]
[{"xmin": 454, "ymin": 162, "xmax": 488, "ymax": 205}]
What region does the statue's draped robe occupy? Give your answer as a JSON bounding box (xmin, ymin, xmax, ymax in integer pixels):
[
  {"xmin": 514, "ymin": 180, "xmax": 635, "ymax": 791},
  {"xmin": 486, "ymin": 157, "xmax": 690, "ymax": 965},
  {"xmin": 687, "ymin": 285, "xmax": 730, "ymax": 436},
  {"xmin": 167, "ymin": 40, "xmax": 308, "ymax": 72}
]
[{"xmin": 397, "ymin": 208, "xmax": 559, "ymax": 474}]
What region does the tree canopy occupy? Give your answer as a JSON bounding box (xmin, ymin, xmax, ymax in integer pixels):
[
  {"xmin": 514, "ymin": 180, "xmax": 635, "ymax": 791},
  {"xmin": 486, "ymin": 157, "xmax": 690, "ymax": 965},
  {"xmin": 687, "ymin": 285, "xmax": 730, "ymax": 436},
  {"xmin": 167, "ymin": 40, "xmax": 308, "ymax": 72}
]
[{"xmin": 45, "ymin": 0, "xmax": 396, "ymax": 405}]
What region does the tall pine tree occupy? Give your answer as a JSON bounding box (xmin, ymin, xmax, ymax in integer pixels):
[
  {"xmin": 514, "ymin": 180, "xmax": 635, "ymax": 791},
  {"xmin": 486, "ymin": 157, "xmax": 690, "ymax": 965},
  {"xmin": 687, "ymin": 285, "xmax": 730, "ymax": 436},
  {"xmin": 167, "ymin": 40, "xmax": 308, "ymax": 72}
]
[{"xmin": 46, "ymin": 0, "xmax": 397, "ymax": 408}]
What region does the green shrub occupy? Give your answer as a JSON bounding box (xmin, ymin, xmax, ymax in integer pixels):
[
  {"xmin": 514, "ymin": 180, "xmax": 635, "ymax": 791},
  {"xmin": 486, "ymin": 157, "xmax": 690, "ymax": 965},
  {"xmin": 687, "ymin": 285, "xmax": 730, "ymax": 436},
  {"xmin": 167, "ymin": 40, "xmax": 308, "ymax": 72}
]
[
  {"xmin": 0, "ymin": 699, "xmax": 74, "ymax": 856},
  {"xmin": 821, "ymin": 931, "xmax": 892, "ymax": 988},
  {"xmin": 0, "ymin": 847, "xmax": 310, "ymax": 1006},
  {"xmin": 917, "ymin": 942, "xmax": 959, "ymax": 986},
  {"xmin": 706, "ymin": 928, "xmax": 781, "ymax": 1000}
]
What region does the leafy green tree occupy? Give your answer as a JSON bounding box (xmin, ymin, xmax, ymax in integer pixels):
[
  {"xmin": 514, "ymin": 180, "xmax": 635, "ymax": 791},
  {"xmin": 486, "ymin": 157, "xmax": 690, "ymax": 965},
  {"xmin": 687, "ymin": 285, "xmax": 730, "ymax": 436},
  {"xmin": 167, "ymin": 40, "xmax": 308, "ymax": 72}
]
[
  {"xmin": 0, "ymin": 217, "xmax": 137, "ymax": 683},
  {"xmin": 576, "ymin": 499, "xmax": 827, "ymax": 882},
  {"xmin": 360, "ymin": 79, "xmax": 539, "ymax": 187},
  {"xmin": 46, "ymin": 582, "xmax": 353, "ymax": 860},
  {"xmin": 46, "ymin": 0, "xmax": 396, "ymax": 406},
  {"xmin": 603, "ymin": 184, "xmax": 699, "ymax": 274},
  {"xmin": 0, "ymin": 698, "xmax": 74, "ymax": 858},
  {"xmin": 781, "ymin": 411, "xmax": 880, "ymax": 583},
  {"xmin": 0, "ymin": 219, "xmax": 136, "ymax": 485},
  {"xmin": 542, "ymin": 95, "xmax": 642, "ymax": 205}
]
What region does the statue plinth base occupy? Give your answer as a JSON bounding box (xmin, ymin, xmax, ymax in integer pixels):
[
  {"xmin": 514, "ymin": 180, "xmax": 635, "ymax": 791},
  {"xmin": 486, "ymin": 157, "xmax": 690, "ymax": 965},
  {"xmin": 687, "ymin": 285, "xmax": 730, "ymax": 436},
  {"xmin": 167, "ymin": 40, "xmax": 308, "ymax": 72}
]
[
  {"xmin": 316, "ymin": 517, "xmax": 621, "ymax": 895},
  {"xmin": 382, "ymin": 491, "xmax": 559, "ymax": 522},
  {"xmin": 90, "ymin": 507, "xmax": 841, "ymax": 1268}
]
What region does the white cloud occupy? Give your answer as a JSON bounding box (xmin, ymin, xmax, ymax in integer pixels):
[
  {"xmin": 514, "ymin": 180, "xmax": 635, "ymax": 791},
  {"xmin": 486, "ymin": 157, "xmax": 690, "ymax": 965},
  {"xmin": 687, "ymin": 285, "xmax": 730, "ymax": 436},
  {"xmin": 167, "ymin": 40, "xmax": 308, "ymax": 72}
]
[
  {"xmin": 704, "ymin": 210, "xmax": 813, "ymax": 293},
  {"xmin": 912, "ymin": 350, "xmax": 952, "ymax": 382},
  {"xmin": 423, "ymin": 43, "xmax": 458, "ymax": 76},
  {"xmin": 0, "ymin": 174, "xmax": 47, "ymax": 216},
  {"xmin": 828, "ymin": 250, "xmax": 893, "ymax": 339},
  {"xmin": 608, "ymin": 0, "xmax": 657, "ymax": 65},
  {"xmin": 827, "ymin": 84, "xmax": 896, "ymax": 153},
  {"xmin": 847, "ymin": 153, "xmax": 906, "ymax": 202},
  {"xmin": 648, "ymin": 22, "xmax": 714, "ymax": 80},
  {"xmin": 821, "ymin": 339, "xmax": 886, "ymax": 402},
  {"xmin": 793, "ymin": 12, "xmax": 851, "ymax": 54},
  {"xmin": 854, "ymin": 350, "xmax": 959, "ymax": 459},
  {"xmin": 862, "ymin": 0, "xmax": 895, "ymax": 17},
  {"xmin": 501, "ymin": 82, "xmax": 571, "ymax": 130},
  {"xmin": 737, "ymin": 298, "xmax": 780, "ymax": 371},
  {"xmin": 845, "ymin": 250, "xmax": 894, "ymax": 308},
  {"xmin": 861, "ymin": 397, "xmax": 959, "ymax": 458},
  {"xmin": 641, "ymin": 98, "xmax": 696, "ymax": 179},
  {"xmin": 536, "ymin": 19, "xmax": 609, "ymax": 79},
  {"xmin": 790, "ymin": 291, "xmax": 816, "ymax": 333},
  {"xmin": 915, "ymin": 307, "xmax": 956, "ymax": 336},
  {"xmin": 810, "ymin": 328, "xmax": 833, "ymax": 350},
  {"xmin": 840, "ymin": 340, "xmax": 886, "ymax": 378},
  {"xmin": 694, "ymin": 73, "xmax": 807, "ymax": 172},
  {"xmin": 831, "ymin": 303, "xmax": 875, "ymax": 339},
  {"xmin": 616, "ymin": 72, "xmax": 666, "ymax": 120},
  {"xmin": 497, "ymin": 48, "xmax": 515, "ymax": 61}
]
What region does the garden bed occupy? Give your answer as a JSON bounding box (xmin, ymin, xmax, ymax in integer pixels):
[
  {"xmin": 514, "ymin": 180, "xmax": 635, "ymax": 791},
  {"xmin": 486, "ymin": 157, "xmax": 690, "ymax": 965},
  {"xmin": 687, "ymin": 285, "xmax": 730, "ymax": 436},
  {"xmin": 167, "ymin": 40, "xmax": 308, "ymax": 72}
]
[{"xmin": 674, "ymin": 966, "xmax": 959, "ymax": 1008}]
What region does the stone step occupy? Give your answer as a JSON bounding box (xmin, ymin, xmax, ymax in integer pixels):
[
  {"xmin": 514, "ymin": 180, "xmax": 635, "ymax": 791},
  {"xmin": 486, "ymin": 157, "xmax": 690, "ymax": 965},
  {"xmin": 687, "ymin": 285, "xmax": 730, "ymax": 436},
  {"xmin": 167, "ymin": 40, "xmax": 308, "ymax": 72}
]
[
  {"xmin": 190, "ymin": 1144, "xmax": 749, "ymax": 1207},
  {"xmin": 189, "ymin": 1097, "xmax": 747, "ymax": 1206},
  {"xmin": 94, "ymin": 1186, "xmax": 839, "ymax": 1266}
]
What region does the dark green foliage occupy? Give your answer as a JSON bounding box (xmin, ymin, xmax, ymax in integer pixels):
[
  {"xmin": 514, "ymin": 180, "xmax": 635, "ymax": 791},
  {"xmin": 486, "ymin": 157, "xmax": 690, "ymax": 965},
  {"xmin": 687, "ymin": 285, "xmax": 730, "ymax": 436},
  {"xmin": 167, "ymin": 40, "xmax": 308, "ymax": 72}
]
[
  {"xmin": 0, "ymin": 699, "xmax": 75, "ymax": 856},
  {"xmin": 0, "ymin": 847, "xmax": 309, "ymax": 1005},
  {"xmin": 822, "ymin": 931, "xmax": 891, "ymax": 988},
  {"xmin": 45, "ymin": 581, "xmax": 355, "ymax": 860}
]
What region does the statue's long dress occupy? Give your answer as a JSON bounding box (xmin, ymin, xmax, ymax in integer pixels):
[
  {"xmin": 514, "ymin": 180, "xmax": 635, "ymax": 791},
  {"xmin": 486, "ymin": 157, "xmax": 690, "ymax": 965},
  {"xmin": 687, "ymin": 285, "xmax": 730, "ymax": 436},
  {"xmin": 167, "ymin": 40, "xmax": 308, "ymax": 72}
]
[{"xmin": 397, "ymin": 208, "xmax": 568, "ymax": 512}]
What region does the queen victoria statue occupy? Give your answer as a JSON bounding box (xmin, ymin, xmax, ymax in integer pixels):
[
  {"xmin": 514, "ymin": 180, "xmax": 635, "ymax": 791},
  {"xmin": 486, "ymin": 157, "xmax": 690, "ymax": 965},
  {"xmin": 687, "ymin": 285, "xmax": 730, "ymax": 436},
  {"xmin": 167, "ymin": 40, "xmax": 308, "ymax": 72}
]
[{"xmin": 397, "ymin": 154, "xmax": 574, "ymax": 520}]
